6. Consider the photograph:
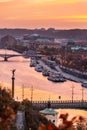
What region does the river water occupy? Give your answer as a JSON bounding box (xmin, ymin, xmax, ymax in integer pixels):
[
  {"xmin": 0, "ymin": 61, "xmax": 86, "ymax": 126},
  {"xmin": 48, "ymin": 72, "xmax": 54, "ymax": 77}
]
[{"xmin": 0, "ymin": 49, "xmax": 87, "ymax": 101}]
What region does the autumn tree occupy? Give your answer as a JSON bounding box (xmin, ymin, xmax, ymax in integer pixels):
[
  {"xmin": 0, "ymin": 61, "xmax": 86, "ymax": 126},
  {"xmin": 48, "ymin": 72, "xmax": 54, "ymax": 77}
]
[{"xmin": 0, "ymin": 86, "xmax": 17, "ymax": 130}]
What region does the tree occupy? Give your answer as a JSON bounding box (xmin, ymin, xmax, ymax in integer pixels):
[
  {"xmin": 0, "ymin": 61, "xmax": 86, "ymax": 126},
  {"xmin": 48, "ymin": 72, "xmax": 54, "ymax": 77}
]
[
  {"xmin": 0, "ymin": 86, "xmax": 17, "ymax": 130},
  {"xmin": 22, "ymin": 99, "xmax": 48, "ymax": 130}
]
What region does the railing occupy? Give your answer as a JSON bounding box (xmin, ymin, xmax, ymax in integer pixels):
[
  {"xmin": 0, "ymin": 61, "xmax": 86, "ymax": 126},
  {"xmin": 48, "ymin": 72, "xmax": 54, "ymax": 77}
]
[{"xmin": 32, "ymin": 100, "xmax": 87, "ymax": 110}]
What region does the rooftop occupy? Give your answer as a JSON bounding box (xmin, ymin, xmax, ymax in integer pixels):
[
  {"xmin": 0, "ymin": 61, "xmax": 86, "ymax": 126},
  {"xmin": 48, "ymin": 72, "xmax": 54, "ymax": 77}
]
[{"xmin": 40, "ymin": 108, "xmax": 58, "ymax": 115}]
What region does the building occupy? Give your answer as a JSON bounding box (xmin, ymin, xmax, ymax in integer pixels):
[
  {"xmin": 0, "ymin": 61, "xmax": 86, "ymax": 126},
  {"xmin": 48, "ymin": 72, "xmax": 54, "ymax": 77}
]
[
  {"xmin": 34, "ymin": 42, "xmax": 61, "ymax": 49},
  {"xmin": 40, "ymin": 107, "xmax": 58, "ymax": 126},
  {"xmin": 16, "ymin": 111, "xmax": 26, "ymax": 130}
]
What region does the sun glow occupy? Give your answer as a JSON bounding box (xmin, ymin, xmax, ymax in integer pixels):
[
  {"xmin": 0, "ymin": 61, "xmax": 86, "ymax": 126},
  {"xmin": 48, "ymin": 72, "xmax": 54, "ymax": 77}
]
[
  {"xmin": 0, "ymin": 0, "xmax": 13, "ymax": 2},
  {"xmin": 0, "ymin": 0, "xmax": 87, "ymax": 29},
  {"xmin": 28, "ymin": 0, "xmax": 84, "ymax": 4}
]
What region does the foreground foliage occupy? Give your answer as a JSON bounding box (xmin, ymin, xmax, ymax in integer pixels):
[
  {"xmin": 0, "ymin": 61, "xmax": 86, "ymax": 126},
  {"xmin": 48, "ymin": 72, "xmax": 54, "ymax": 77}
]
[{"xmin": 0, "ymin": 86, "xmax": 18, "ymax": 130}]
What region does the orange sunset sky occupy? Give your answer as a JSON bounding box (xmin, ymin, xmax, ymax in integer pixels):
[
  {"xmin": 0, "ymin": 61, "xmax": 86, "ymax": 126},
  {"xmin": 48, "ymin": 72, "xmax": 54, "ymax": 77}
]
[{"xmin": 0, "ymin": 0, "xmax": 87, "ymax": 29}]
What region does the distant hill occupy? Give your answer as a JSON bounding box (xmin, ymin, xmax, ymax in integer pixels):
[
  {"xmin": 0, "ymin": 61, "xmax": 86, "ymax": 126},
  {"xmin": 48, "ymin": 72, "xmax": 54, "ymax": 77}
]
[
  {"xmin": 0, "ymin": 35, "xmax": 17, "ymax": 48},
  {"xmin": 0, "ymin": 28, "xmax": 87, "ymax": 40}
]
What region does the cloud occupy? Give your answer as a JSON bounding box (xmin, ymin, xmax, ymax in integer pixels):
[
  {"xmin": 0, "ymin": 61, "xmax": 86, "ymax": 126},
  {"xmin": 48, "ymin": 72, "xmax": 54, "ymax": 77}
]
[
  {"xmin": 29, "ymin": 0, "xmax": 83, "ymax": 4},
  {"xmin": 0, "ymin": 0, "xmax": 13, "ymax": 2}
]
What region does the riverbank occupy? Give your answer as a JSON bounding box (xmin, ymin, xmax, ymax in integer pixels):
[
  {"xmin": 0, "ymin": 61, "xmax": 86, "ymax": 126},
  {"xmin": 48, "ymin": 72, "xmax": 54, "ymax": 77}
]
[
  {"xmin": 0, "ymin": 49, "xmax": 86, "ymax": 103},
  {"xmin": 38, "ymin": 59, "xmax": 87, "ymax": 83},
  {"xmin": 55, "ymin": 65, "xmax": 87, "ymax": 83}
]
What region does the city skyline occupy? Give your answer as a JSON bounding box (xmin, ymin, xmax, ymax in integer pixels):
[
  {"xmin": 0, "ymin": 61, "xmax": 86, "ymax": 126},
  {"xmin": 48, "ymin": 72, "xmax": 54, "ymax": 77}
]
[{"xmin": 0, "ymin": 0, "xmax": 87, "ymax": 29}]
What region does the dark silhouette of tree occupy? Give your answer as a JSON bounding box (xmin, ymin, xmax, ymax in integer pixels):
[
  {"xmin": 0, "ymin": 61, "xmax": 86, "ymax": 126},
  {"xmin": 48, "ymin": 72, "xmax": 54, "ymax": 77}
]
[
  {"xmin": 21, "ymin": 99, "xmax": 48, "ymax": 130},
  {"xmin": 0, "ymin": 86, "xmax": 17, "ymax": 130}
]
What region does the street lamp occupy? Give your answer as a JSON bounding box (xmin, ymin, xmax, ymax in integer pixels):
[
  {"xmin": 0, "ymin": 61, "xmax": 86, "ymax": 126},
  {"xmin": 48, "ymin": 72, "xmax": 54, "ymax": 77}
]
[
  {"xmin": 31, "ymin": 86, "xmax": 33, "ymax": 103},
  {"xmin": 81, "ymin": 87, "xmax": 84, "ymax": 102},
  {"xmin": 71, "ymin": 86, "xmax": 74, "ymax": 103}
]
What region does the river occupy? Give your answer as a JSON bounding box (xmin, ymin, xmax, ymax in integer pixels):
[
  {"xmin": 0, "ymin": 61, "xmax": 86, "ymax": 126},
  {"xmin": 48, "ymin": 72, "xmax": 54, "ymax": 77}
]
[{"xmin": 0, "ymin": 49, "xmax": 87, "ymax": 101}]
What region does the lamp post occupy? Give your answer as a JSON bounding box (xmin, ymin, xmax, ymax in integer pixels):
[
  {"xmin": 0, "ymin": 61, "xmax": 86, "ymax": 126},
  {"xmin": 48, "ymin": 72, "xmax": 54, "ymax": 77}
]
[
  {"xmin": 22, "ymin": 84, "xmax": 24, "ymax": 101},
  {"xmin": 71, "ymin": 86, "xmax": 74, "ymax": 103},
  {"xmin": 81, "ymin": 87, "xmax": 84, "ymax": 102},
  {"xmin": 11, "ymin": 69, "xmax": 16, "ymax": 99},
  {"xmin": 31, "ymin": 86, "xmax": 33, "ymax": 103}
]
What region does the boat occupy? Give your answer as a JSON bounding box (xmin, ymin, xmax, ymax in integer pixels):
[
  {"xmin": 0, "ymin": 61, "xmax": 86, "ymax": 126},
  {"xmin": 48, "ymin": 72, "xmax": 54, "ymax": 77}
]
[
  {"xmin": 42, "ymin": 69, "xmax": 50, "ymax": 76},
  {"xmin": 35, "ymin": 64, "xmax": 43, "ymax": 72},
  {"xmin": 30, "ymin": 62, "xmax": 36, "ymax": 67},
  {"xmin": 48, "ymin": 76, "xmax": 66, "ymax": 82},
  {"xmin": 81, "ymin": 82, "xmax": 87, "ymax": 88},
  {"xmin": 47, "ymin": 73, "xmax": 66, "ymax": 82},
  {"xmin": 30, "ymin": 59, "xmax": 37, "ymax": 67}
]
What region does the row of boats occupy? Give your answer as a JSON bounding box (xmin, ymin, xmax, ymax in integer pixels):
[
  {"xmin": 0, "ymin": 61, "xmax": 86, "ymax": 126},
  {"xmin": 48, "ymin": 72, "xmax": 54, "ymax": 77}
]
[
  {"xmin": 30, "ymin": 58, "xmax": 87, "ymax": 87},
  {"xmin": 30, "ymin": 59, "xmax": 66, "ymax": 83}
]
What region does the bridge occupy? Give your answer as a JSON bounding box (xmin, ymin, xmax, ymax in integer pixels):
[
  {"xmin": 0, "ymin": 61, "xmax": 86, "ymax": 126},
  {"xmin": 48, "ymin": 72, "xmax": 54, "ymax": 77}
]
[
  {"xmin": 0, "ymin": 50, "xmax": 43, "ymax": 61},
  {"xmin": 32, "ymin": 100, "xmax": 87, "ymax": 110},
  {"xmin": 0, "ymin": 53, "xmax": 23, "ymax": 61},
  {"xmin": 0, "ymin": 53, "xmax": 44, "ymax": 61}
]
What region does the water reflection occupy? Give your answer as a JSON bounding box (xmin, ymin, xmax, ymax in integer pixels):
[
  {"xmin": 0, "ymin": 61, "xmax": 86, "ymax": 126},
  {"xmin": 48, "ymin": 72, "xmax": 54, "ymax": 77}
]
[{"xmin": 0, "ymin": 49, "xmax": 87, "ymax": 101}]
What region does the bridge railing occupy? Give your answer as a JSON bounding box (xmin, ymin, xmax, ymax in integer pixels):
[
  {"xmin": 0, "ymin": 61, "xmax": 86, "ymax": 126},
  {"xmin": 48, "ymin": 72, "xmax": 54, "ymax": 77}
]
[{"xmin": 32, "ymin": 100, "xmax": 87, "ymax": 110}]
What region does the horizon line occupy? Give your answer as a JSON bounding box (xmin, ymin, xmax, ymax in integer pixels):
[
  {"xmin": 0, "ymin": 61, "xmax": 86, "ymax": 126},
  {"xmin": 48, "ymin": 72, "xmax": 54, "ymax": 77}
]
[{"xmin": 0, "ymin": 27, "xmax": 87, "ymax": 30}]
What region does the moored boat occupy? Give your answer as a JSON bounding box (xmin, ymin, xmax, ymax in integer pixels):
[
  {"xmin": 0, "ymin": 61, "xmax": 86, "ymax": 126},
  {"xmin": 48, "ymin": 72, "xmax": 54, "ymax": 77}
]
[
  {"xmin": 30, "ymin": 59, "xmax": 37, "ymax": 67},
  {"xmin": 47, "ymin": 73, "xmax": 66, "ymax": 82},
  {"xmin": 35, "ymin": 64, "xmax": 43, "ymax": 72},
  {"xmin": 81, "ymin": 82, "xmax": 87, "ymax": 88},
  {"xmin": 42, "ymin": 69, "xmax": 50, "ymax": 76}
]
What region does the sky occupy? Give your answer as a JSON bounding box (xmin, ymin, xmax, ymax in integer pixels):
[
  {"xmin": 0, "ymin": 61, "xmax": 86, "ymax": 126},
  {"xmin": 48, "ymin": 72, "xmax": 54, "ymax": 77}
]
[{"xmin": 0, "ymin": 0, "xmax": 87, "ymax": 29}]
